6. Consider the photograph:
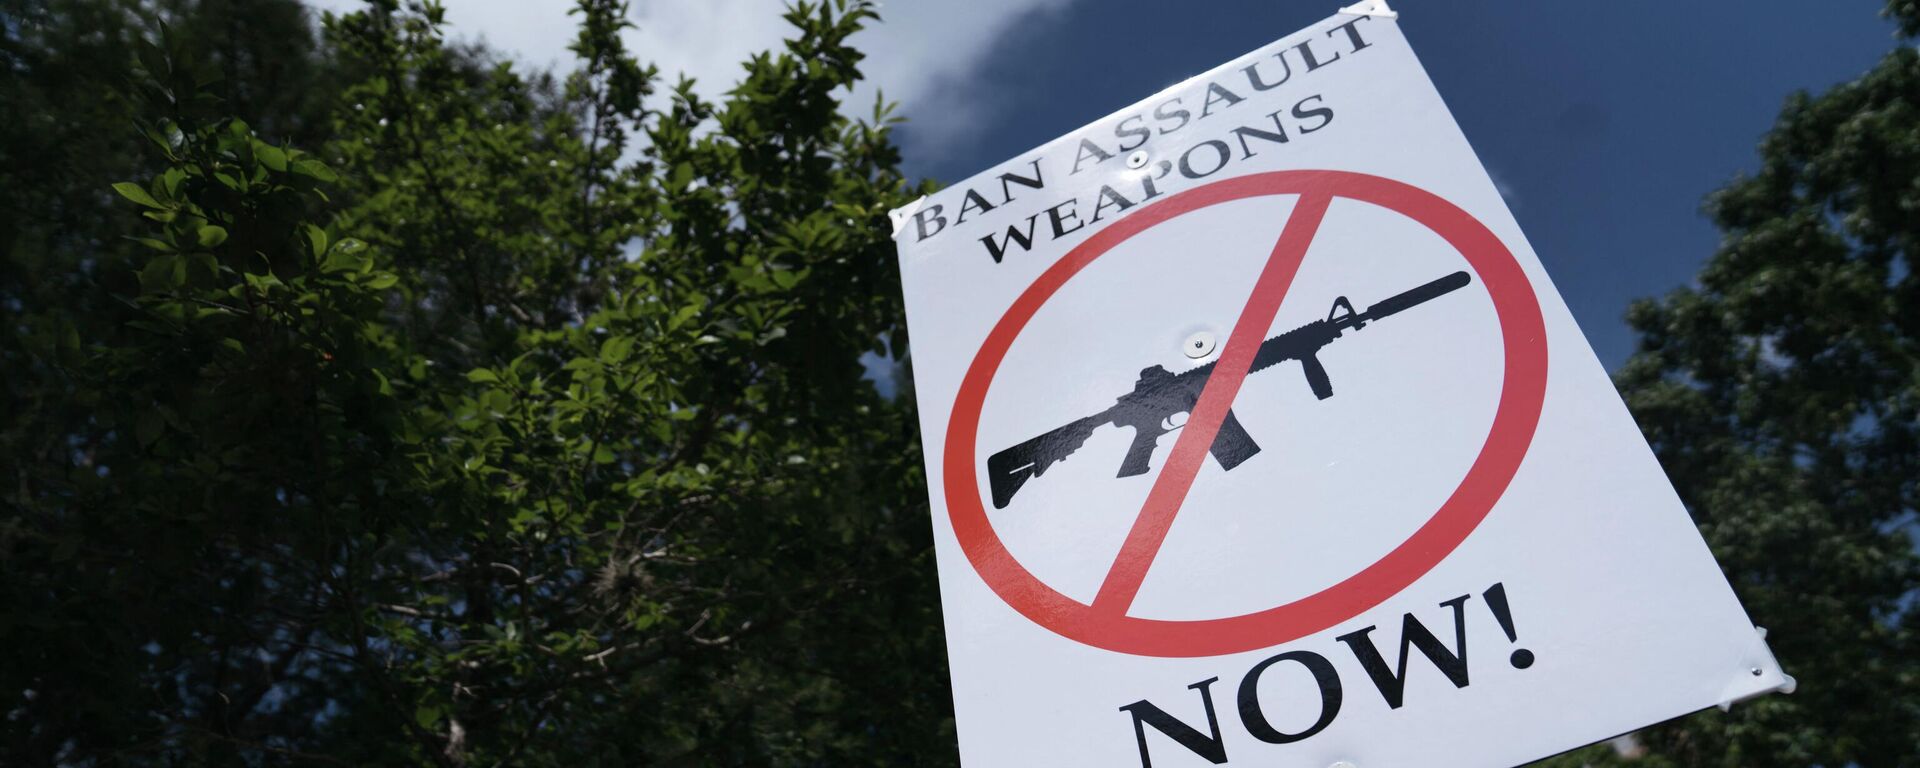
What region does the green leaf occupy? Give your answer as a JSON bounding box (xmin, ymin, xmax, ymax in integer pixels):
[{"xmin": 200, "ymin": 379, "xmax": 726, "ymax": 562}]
[
  {"xmin": 138, "ymin": 255, "xmax": 185, "ymax": 292},
  {"xmin": 467, "ymin": 369, "xmax": 500, "ymax": 384},
  {"xmin": 292, "ymin": 158, "xmax": 339, "ymax": 182},
  {"xmin": 160, "ymin": 168, "xmax": 187, "ymax": 198},
  {"xmin": 113, "ymin": 182, "xmax": 164, "ymax": 209},
  {"xmin": 320, "ymin": 246, "xmax": 371, "ymax": 275},
  {"xmin": 668, "ymin": 304, "xmax": 700, "ymax": 331},
  {"xmin": 305, "ymin": 224, "xmax": 330, "ymax": 259},
  {"xmin": 364, "ymin": 273, "xmax": 399, "ymax": 290},
  {"xmin": 599, "ymin": 336, "xmax": 635, "ymax": 364},
  {"xmin": 134, "ymin": 40, "xmax": 168, "ymax": 82},
  {"xmin": 256, "ymin": 144, "xmax": 289, "ymax": 172},
  {"xmin": 195, "ymin": 225, "xmax": 228, "ymax": 248}
]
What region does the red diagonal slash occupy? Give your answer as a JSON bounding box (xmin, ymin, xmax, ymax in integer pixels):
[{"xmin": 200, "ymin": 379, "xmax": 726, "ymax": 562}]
[
  {"xmin": 944, "ymin": 170, "xmax": 1546, "ymax": 657},
  {"xmin": 1090, "ymin": 192, "xmax": 1334, "ymax": 616}
]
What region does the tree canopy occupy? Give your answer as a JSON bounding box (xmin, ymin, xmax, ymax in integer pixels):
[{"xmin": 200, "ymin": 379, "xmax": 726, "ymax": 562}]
[
  {"xmin": 1538, "ymin": 2, "xmax": 1920, "ymax": 766},
  {"xmin": 1, "ymin": 0, "xmax": 1915, "ymax": 766},
  {"xmin": 4, "ymin": 0, "xmax": 944, "ymax": 764}
]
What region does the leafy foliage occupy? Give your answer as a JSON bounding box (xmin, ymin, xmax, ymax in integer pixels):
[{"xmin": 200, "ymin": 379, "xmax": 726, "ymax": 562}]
[
  {"xmin": 1890, "ymin": 0, "xmax": 1920, "ymax": 37},
  {"xmin": 4, "ymin": 0, "xmax": 944, "ymax": 764},
  {"xmin": 1537, "ymin": 4, "xmax": 1920, "ymax": 767},
  {"xmin": 7, "ymin": 0, "xmax": 1917, "ymax": 765}
]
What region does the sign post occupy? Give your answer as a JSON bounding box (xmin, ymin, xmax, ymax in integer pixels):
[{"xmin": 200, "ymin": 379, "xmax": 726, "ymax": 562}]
[{"xmin": 891, "ymin": 10, "xmax": 1792, "ymax": 768}]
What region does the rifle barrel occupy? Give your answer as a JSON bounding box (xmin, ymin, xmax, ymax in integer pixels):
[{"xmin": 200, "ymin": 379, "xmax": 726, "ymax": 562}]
[
  {"xmin": 1363, "ymin": 270, "xmax": 1472, "ymax": 322},
  {"xmin": 1244, "ymin": 271, "xmax": 1472, "ymax": 375}
]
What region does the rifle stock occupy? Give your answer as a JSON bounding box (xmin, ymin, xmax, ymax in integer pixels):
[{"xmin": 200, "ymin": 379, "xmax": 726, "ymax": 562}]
[{"xmin": 987, "ymin": 414, "xmax": 1106, "ymax": 509}]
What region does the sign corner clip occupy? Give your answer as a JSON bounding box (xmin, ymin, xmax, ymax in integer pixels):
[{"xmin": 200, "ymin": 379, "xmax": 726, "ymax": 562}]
[
  {"xmin": 888, "ymin": 195, "xmax": 930, "ymax": 239},
  {"xmin": 1717, "ymin": 626, "xmax": 1798, "ymax": 712},
  {"xmin": 1338, "ymin": 0, "xmax": 1398, "ymax": 19}
]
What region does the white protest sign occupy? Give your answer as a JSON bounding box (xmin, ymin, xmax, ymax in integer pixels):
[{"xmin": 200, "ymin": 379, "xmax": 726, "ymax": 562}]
[{"xmin": 890, "ymin": 9, "xmax": 1793, "ymax": 768}]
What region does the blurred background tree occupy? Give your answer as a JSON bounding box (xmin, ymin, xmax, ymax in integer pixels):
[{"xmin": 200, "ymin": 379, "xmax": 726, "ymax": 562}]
[
  {"xmin": 3, "ymin": 0, "xmax": 945, "ymax": 764},
  {"xmin": 0, "ymin": 0, "xmax": 1914, "ymax": 766},
  {"xmin": 1537, "ymin": 2, "xmax": 1920, "ymax": 767}
]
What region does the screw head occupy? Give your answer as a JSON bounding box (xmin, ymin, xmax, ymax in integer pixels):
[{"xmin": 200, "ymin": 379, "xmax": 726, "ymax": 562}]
[
  {"xmin": 1126, "ymin": 150, "xmax": 1150, "ymax": 170},
  {"xmin": 1183, "ymin": 331, "xmax": 1217, "ymax": 359}
]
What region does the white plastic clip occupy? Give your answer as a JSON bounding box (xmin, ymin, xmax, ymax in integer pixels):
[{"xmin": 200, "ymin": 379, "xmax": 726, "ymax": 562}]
[
  {"xmin": 1716, "ymin": 626, "xmax": 1798, "ymax": 712},
  {"xmin": 888, "ymin": 195, "xmax": 931, "ymax": 239},
  {"xmin": 1338, "ymin": 0, "xmax": 1398, "ymax": 19}
]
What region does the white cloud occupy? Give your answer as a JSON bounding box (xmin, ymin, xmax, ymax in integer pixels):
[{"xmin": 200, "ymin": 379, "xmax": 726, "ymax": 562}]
[
  {"xmin": 849, "ymin": 0, "xmax": 1077, "ymax": 147},
  {"xmin": 304, "ymin": 0, "xmax": 1076, "ymax": 162},
  {"xmin": 305, "ymin": 0, "xmax": 580, "ymax": 72},
  {"xmin": 624, "ymin": 0, "xmax": 792, "ymax": 93}
]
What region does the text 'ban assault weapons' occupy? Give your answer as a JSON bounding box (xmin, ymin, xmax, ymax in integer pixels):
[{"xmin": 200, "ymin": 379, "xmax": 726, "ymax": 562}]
[{"xmin": 986, "ymin": 271, "xmax": 1474, "ymax": 509}]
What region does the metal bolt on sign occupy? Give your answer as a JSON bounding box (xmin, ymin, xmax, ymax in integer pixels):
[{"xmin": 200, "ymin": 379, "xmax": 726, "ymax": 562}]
[{"xmin": 1183, "ymin": 331, "xmax": 1218, "ymax": 359}]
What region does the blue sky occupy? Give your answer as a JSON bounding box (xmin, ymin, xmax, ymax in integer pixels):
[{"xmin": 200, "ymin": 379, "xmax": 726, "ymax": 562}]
[
  {"xmin": 886, "ymin": 1, "xmax": 1903, "ymax": 368},
  {"xmin": 309, "ymin": 0, "xmax": 1901, "ymax": 367}
]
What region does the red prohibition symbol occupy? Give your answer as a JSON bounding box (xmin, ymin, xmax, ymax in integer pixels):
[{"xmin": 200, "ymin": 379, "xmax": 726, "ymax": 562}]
[{"xmin": 942, "ymin": 170, "xmax": 1549, "ymax": 658}]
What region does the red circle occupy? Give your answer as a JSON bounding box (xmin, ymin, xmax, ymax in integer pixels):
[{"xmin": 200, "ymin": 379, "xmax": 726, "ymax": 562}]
[{"xmin": 942, "ymin": 170, "xmax": 1548, "ymax": 658}]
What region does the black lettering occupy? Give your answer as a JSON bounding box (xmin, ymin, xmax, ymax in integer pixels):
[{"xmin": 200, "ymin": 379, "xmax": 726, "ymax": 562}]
[
  {"xmin": 1336, "ymin": 594, "xmax": 1472, "ymax": 709},
  {"xmin": 1295, "ymin": 38, "xmax": 1340, "ymax": 71},
  {"xmin": 1237, "ymin": 651, "xmax": 1343, "ymax": 745},
  {"xmin": 1152, "ymin": 97, "xmax": 1191, "ymax": 135},
  {"xmin": 1200, "ymin": 82, "xmax": 1244, "ymax": 118},
  {"xmin": 1138, "ymin": 160, "xmax": 1173, "ymax": 202},
  {"xmin": 1045, "ymin": 198, "xmax": 1085, "ymax": 239},
  {"xmin": 1293, "ymin": 95, "xmax": 1334, "ymax": 134},
  {"xmin": 998, "ymin": 159, "xmax": 1045, "ymax": 203},
  {"xmin": 1242, "ymin": 53, "xmax": 1295, "ymax": 91},
  {"xmin": 1178, "ymin": 140, "xmax": 1232, "ymax": 179},
  {"xmin": 1090, "ymin": 185, "xmax": 1136, "ymax": 223},
  {"xmin": 954, "ymin": 189, "xmax": 995, "ymax": 226},
  {"xmin": 1328, "ymin": 16, "xmax": 1373, "ymax": 53},
  {"xmin": 980, "ymin": 215, "xmax": 1040, "ymax": 264},
  {"xmin": 1115, "ymin": 115, "xmax": 1151, "ymax": 152},
  {"xmin": 912, "ymin": 204, "xmax": 947, "ymax": 242},
  {"xmin": 1231, "ymin": 113, "xmax": 1291, "ymax": 158},
  {"xmin": 1071, "ymin": 138, "xmax": 1114, "ymax": 175},
  {"xmin": 1119, "ymin": 677, "xmax": 1229, "ymax": 767}
]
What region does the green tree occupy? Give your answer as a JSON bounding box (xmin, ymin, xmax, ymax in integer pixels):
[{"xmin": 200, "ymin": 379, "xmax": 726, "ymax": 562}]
[
  {"xmin": 1, "ymin": 1, "xmax": 353, "ymax": 760},
  {"xmin": 3, "ymin": 0, "xmax": 345, "ymax": 588},
  {"xmin": 1, "ymin": 0, "xmax": 338, "ymax": 340},
  {"xmin": 3, "ymin": 0, "xmax": 948, "ymax": 764},
  {"xmin": 1537, "ymin": 2, "xmax": 1920, "ymax": 766}
]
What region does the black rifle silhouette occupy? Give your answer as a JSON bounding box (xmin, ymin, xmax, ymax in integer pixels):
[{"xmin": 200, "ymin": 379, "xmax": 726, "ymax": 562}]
[{"xmin": 986, "ymin": 271, "xmax": 1473, "ymax": 509}]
